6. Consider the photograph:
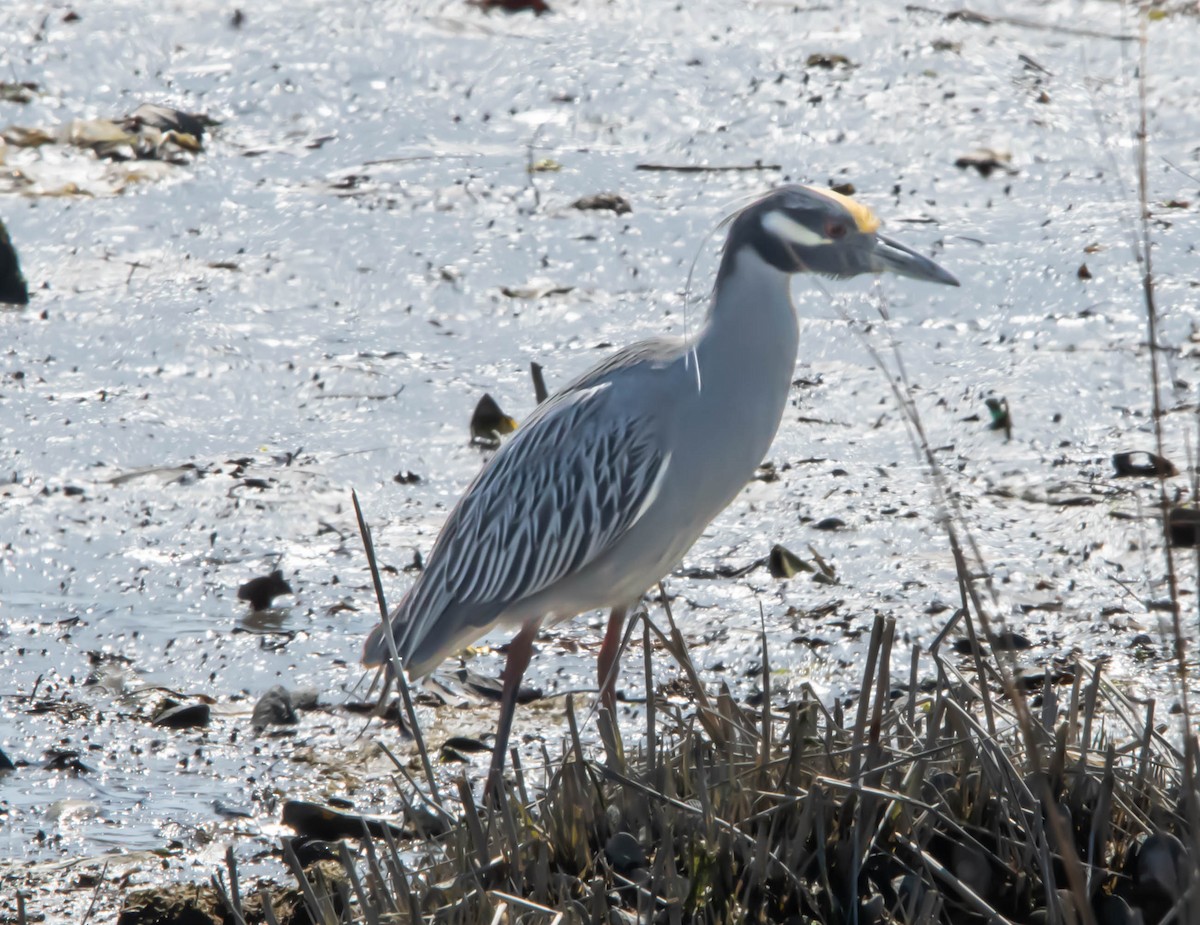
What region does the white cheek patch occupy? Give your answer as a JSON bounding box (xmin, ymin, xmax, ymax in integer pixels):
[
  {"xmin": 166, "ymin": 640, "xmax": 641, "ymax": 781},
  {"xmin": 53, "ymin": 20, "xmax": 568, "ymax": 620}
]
[{"xmin": 761, "ymin": 210, "xmax": 831, "ymax": 248}]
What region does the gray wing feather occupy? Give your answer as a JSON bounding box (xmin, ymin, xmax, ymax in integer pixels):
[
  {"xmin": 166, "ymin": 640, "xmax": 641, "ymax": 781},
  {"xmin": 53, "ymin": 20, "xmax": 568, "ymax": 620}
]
[
  {"xmin": 441, "ymin": 381, "xmax": 665, "ymax": 604},
  {"xmin": 366, "ymin": 360, "xmax": 672, "ymax": 674}
]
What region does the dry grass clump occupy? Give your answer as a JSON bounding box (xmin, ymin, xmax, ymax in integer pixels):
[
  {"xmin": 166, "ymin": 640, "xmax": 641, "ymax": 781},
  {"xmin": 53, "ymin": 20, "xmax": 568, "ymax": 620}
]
[{"xmin": 250, "ymin": 603, "xmax": 1195, "ymax": 925}]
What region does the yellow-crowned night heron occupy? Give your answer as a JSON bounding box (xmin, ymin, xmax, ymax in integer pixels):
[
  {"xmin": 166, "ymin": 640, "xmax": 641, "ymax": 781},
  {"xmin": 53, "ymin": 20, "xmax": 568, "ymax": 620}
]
[{"xmin": 364, "ymin": 185, "xmax": 958, "ymax": 793}]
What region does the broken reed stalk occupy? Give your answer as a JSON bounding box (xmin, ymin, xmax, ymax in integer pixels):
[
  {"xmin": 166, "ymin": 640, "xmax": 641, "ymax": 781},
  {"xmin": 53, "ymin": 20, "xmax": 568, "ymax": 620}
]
[
  {"xmin": 1131, "ymin": 15, "xmax": 1198, "ymax": 913},
  {"xmin": 1133, "ymin": 10, "xmax": 1184, "ymax": 661},
  {"xmin": 352, "ymin": 487, "xmax": 443, "ymax": 808},
  {"xmin": 210, "ymin": 849, "xmax": 247, "ymax": 925},
  {"xmin": 644, "ymin": 617, "xmax": 657, "ymax": 776},
  {"xmin": 78, "ymin": 860, "xmax": 107, "ymax": 925},
  {"xmin": 257, "ymin": 887, "xmax": 281, "ymax": 925},
  {"xmin": 283, "ymin": 837, "xmax": 336, "ymax": 924},
  {"xmin": 336, "ymin": 838, "xmax": 373, "ymax": 925},
  {"xmin": 530, "ymin": 361, "xmax": 549, "ymax": 404},
  {"xmin": 225, "ymin": 847, "xmax": 243, "ymax": 923},
  {"xmin": 650, "ymin": 581, "xmax": 733, "ymax": 746}
]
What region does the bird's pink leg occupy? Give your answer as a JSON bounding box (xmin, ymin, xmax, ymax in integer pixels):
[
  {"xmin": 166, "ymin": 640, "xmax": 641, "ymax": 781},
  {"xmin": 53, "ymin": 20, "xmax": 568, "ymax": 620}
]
[
  {"xmin": 597, "ymin": 606, "xmax": 628, "ymax": 714},
  {"xmin": 486, "ymin": 620, "xmax": 538, "ymax": 804}
]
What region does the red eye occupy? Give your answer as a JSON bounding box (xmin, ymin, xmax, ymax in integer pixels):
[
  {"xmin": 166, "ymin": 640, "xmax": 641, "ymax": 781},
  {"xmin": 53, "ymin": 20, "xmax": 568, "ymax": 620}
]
[{"xmin": 826, "ymin": 221, "xmax": 847, "ymax": 240}]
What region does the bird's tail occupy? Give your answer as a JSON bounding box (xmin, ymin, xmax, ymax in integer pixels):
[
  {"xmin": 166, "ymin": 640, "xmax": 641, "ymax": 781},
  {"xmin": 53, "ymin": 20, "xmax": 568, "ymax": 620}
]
[
  {"xmin": 363, "ymin": 590, "xmax": 509, "ymax": 682},
  {"xmin": 361, "ymin": 618, "xmax": 394, "ymax": 669},
  {"xmin": 362, "ymin": 586, "xmax": 415, "ymax": 671}
]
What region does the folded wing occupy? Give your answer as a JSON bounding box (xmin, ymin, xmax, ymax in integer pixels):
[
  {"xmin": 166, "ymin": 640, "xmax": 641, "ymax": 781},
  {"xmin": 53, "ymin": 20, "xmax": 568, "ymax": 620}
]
[{"xmin": 363, "ymin": 380, "xmax": 669, "ymax": 674}]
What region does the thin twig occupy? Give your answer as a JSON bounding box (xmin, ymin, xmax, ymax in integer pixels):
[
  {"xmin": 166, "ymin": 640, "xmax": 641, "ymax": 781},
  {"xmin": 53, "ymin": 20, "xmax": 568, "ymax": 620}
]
[{"xmin": 635, "ymin": 162, "xmax": 781, "ymax": 173}]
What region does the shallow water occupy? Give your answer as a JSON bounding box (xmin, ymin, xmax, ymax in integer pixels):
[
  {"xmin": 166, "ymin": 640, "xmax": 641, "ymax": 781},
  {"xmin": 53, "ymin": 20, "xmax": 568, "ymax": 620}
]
[{"xmin": 1, "ymin": 0, "xmax": 1197, "ymax": 915}]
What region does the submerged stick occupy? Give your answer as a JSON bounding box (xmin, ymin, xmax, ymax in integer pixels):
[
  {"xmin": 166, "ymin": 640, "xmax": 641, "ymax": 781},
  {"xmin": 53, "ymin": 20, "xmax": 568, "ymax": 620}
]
[{"xmin": 635, "ymin": 162, "xmax": 781, "ymax": 173}]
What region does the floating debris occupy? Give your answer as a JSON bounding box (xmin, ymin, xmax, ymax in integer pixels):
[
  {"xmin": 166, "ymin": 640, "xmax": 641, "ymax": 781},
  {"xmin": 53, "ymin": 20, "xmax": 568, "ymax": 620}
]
[
  {"xmin": 237, "ymin": 569, "xmax": 293, "ymax": 611},
  {"xmin": 1168, "ymin": 506, "xmax": 1199, "ymax": 547},
  {"xmin": 931, "ymin": 38, "xmax": 962, "ymax": 52},
  {"xmin": 0, "ymin": 218, "xmax": 29, "ymax": 305},
  {"xmin": 5, "ymin": 105, "xmax": 211, "ymax": 163},
  {"xmin": 806, "ymin": 52, "xmax": 854, "ymax": 69},
  {"xmin": 104, "ymin": 462, "xmax": 203, "ymax": 486},
  {"xmin": 985, "ymin": 395, "xmax": 1012, "ymax": 438},
  {"xmin": 572, "ymin": 192, "xmax": 632, "ymax": 214},
  {"xmin": 753, "ymin": 460, "xmax": 780, "ymax": 482},
  {"xmin": 469, "ymin": 393, "xmax": 518, "ymax": 447},
  {"xmin": 1112, "ymin": 450, "xmax": 1177, "ymax": 478},
  {"xmin": 123, "ymin": 103, "xmax": 214, "ymax": 142},
  {"xmin": 152, "ymin": 702, "xmax": 211, "ymax": 729},
  {"xmin": 469, "ymin": 0, "xmax": 551, "ymax": 13},
  {"xmin": 281, "ymin": 799, "xmax": 405, "ymax": 841},
  {"xmin": 635, "ymin": 160, "xmax": 781, "ymax": 173},
  {"xmin": 442, "ymin": 734, "xmax": 492, "ymax": 754},
  {"xmin": 455, "ymin": 666, "xmax": 541, "ymax": 704},
  {"xmin": 4, "ymin": 125, "xmax": 62, "ymax": 147},
  {"xmin": 42, "ymin": 748, "xmax": 94, "ymax": 774},
  {"xmin": 1077, "ymin": 262, "xmax": 1093, "ymax": 279},
  {"xmin": 499, "ymin": 279, "xmax": 574, "ymax": 299},
  {"xmin": 954, "ymin": 147, "xmax": 1015, "ymax": 177},
  {"xmin": 677, "ymin": 557, "xmax": 762, "ymax": 580},
  {"xmin": 393, "ymin": 469, "xmax": 421, "ymax": 484},
  {"xmin": 951, "ymin": 630, "xmax": 1032, "ymax": 655},
  {"xmin": 530, "ymin": 360, "xmax": 549, "ymax": 403},
  {"xmin": 0, "ymin": 81, "xmax": 38, "ymax": 104},
  {"xmin": 1, "ymin": 102, "xmax": 215, "ymax": 197},
  {"xmin": 251, "ymin": 685, "xmax": 299, "ymax": 731},
  {"xmin": 768, "ymin": 543, "xmax": 811, "ymax": 578}
]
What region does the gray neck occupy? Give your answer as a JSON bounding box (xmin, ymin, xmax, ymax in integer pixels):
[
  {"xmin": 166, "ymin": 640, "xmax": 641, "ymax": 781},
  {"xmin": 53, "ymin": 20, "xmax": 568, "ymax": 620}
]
[
  {"xmin": 671, "ymin": 245, "xmax": 801, "ymax": 506},
  {"xmin": 696, "ymin": 246, "xmax": 798, "ymax": 363}
]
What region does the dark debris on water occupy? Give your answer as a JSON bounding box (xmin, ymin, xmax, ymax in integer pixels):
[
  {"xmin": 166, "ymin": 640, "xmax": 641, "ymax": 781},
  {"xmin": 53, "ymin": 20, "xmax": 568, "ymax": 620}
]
[
  {"xmin": 151, "ymin": 702, "xmax": 212, "ymax": 729},
  {"xmin": 571, "ymin": 192, "xmax": 632, "ymax": 214},
  {"xmin": 1113, "ymin": 450, "xmax": 1178, "ymax": 478},
  {"xmin": 0, "ymin": 218, "xmax": 30, "ymax": 305},
  {"xmin": 1168, "ymin": 506, "xmax": 1199, "ymax": 547},
  {"xmin": 2, "ymin": 102, "xmax": 212, "ymax": 163},
  {"xmin": 469, "ymin": 392, "xmax": 518, "ymax": 447},
  {"xmin": 237, "ymin": 569, "xmax": 294, "ymax": 611},
  {"xmin": 251, "ymin": 685, "xmax": 299, "ymax": 731}
]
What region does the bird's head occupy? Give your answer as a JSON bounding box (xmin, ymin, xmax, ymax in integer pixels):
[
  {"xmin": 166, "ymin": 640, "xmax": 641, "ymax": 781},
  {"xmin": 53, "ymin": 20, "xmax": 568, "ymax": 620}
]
[{"xmin": 722, "ymin": 184, "xmax": 959, "ymax": 287}]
